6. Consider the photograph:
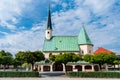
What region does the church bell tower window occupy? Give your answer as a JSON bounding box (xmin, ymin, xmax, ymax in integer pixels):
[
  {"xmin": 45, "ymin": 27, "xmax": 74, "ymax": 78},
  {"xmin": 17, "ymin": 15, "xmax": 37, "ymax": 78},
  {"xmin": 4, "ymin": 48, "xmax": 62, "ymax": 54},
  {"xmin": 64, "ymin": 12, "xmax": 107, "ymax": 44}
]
[{"xmin": 48, "ymin": 31, "xmax": 49, "ymax": 34}]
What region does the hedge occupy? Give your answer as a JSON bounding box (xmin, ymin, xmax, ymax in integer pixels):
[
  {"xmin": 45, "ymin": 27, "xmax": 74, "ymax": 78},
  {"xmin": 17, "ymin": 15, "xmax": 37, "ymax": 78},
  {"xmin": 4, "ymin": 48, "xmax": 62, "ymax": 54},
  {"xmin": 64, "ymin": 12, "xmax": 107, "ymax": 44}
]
[
  {"xmin": 67, "ymin": 72, "xmax": 120, "ymax": 78},
  {"xmin": 0, "ymin": 72, "xmax": 39, "ymax": 77}
]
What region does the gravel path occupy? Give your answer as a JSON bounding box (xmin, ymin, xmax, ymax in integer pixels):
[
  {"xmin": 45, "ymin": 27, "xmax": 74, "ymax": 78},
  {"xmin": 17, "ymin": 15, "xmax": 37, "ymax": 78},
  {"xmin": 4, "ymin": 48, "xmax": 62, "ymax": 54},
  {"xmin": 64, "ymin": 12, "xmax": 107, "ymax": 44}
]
[{"xmin": 0, "ymin": 77, "xmax": 119, "ymax": 80}]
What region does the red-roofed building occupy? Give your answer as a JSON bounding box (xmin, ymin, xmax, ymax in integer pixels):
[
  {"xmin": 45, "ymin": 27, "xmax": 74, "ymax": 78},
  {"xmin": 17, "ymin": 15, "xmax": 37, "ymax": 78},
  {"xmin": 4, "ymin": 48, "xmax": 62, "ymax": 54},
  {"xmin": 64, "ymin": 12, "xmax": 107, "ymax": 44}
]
[{"xmin": 94, "ymin": 47, "xmax": 113, "ymax": 54}]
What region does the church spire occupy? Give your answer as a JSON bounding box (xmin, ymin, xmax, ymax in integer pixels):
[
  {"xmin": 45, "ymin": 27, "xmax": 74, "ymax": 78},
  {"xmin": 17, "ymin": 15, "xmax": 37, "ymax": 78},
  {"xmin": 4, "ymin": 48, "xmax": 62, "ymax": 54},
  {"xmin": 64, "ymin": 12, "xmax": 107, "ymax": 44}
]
[
  {"xmin": 45, "ymin": 4, "xmax": 52, "ymax": 40},
  {"xmin": 47, "ymin": 4, "xmax": 52, "ymax": 30},
  {"xmin": 78, "ymin": 24, "xmax": 92, "ymax": 45}
]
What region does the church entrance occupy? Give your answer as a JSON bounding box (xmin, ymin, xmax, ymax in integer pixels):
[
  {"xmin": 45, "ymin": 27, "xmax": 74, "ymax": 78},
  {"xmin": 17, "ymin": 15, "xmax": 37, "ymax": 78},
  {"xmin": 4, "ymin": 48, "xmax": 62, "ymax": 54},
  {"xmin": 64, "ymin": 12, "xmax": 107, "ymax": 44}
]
[{"xmin": 53, "ymin": 63, "xmax": 63, "ymax": 71}]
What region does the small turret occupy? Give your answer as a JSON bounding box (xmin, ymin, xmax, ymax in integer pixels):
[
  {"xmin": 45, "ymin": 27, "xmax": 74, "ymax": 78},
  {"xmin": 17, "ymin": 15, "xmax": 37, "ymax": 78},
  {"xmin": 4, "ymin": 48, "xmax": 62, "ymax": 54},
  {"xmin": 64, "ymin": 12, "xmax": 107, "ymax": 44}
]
[{"xmin": 78, "ymin": 24, "xmax": 93, "ymax": 55}]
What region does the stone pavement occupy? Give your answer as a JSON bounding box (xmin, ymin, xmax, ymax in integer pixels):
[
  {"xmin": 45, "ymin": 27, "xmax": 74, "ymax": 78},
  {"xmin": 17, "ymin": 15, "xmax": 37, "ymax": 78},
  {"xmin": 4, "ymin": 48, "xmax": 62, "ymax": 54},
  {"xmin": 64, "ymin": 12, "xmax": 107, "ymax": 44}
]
[{"xmin": 0, "ymin": 77, "xmax": 120, "ymax": 80}]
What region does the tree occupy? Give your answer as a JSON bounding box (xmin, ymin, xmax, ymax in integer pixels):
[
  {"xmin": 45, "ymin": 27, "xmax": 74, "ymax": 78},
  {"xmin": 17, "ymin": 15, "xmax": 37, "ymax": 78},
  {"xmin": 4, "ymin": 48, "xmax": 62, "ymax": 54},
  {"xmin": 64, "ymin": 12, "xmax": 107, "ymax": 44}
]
[
  {"xmin": 22, "ymin": 63, "xmax": 31, "ymax": 71},
  {"xmin": 2, "ymin": 56, "xmax": 13, "ymax": 69},
  {"xmin": 30, "ymin": 51, "xmax": 45, "ymax": 69},
  {"xmin": 114, "ymin": 60, "xmax": 120, "ymax": 65},
  {"xmin": 83, "ymin": 54, "xmax": 94, "ymax": 63},
  {"xmin": 12, "ymin": 58, "xmax": 21, "ymax": 70},
  {"xmin": 15, "ymin": 51, "xmax": 45, "ymax": 70},
  {"xmin": 15, "ymin": 51, "xmax": 26, "ymax": 65},
  {"xmin": 49, "ymin": 55, "xmax": 56, "ymax": 61},
  {"xmin": 54, "ymin": 53, "xmax": 82, "ymax": 73},
  {"xmin": 113, "ymin": 60, "xmax": 120, "ymax": 70},
  {"xmin": 0, "ymin": 50, "xmax": 13, "ymax": 70},
  {"xmin": 83, "ymin": 53, "xmax": 117, "ymax": 69},
  {"xmin": 94, "ymin": 53, "xmax": 116, "ymax": 69},
  {"xmin": 32, "ymin": 51, "xmax": 45, "ymax": 62},
  {"xmin": 0, "ymin": 50, "xmax": 12, "ymax": 57}
]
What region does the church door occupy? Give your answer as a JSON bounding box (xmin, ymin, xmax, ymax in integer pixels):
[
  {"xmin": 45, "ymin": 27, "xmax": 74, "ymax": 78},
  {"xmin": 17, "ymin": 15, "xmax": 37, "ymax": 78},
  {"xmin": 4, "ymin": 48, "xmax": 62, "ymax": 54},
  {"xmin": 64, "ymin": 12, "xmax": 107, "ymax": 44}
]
[{"xmin": 53, "ymin": 63, "xmax": 63, "ymax": 71}]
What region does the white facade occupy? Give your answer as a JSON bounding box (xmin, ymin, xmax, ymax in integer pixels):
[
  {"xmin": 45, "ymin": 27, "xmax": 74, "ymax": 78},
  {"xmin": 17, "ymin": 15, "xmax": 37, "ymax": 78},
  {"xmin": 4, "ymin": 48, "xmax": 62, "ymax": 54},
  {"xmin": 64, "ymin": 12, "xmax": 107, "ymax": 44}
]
[
  {"xmin": 45, "ymin": 30, "xmax": 52, "ymax": 40},
  {"xmin": 79, "ymin": 45, "xmax": 93, "ymax": 55},
  {"xmin": 44, "ymin": 52, "xmax": 80, "ymax": 58}
]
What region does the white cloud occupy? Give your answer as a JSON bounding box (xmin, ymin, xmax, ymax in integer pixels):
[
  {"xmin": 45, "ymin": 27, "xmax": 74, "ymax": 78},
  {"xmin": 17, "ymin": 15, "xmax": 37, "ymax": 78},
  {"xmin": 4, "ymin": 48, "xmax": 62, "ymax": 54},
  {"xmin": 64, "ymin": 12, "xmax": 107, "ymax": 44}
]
[
  {"xmin": 52, "ymin": 8, "xmax": 90, "ymax": 35},
  {"xmin": 0, "ymin": 23, "xmax": 45, "ymax": 54},
  {"xmin": 83, "ymin": 0, "xmax": 115, "ymax": 14},
  {"xmin": 61, "ymin": 2, "xmax": 68, "ymax": 8},
  {"xmin": 0, "ymin": 0, "xmax": 32, "ymax": 30}
]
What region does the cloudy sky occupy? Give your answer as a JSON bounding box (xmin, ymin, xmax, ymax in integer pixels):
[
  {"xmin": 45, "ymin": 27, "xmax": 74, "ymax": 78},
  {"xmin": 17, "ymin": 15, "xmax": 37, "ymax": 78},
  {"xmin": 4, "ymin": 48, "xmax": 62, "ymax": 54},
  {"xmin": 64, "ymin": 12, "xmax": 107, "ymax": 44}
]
[{"xmin": 0, "ymin": 0, "xmax": 120, "ymax": 55}]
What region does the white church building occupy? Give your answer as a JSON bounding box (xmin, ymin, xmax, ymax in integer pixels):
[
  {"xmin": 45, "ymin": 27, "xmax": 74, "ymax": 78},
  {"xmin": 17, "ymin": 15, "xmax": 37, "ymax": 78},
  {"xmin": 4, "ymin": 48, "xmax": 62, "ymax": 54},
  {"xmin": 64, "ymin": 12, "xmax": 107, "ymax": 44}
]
[
  {"xmin": 34, "ymin": 7, "xmax": 100, "ymax": 72},
  {"xmin": 43, "ymin": 7, "xmax": 93, "ymax": 58}
]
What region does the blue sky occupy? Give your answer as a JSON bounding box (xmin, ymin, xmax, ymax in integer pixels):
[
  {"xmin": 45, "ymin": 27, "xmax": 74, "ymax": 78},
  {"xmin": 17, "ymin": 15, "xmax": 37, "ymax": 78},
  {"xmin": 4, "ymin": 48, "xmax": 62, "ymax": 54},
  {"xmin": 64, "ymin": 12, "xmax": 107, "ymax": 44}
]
[{"xmin": 0, "ymin": 0, "xmax": 120, "ymax": 55}]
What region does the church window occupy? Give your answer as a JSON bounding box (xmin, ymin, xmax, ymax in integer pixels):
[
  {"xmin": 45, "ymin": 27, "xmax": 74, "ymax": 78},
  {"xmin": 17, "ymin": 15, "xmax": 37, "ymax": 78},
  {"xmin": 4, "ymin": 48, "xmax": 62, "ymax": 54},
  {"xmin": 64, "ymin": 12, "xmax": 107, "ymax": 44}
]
[
  {"xmin": 81, "ymin": 50, "xmax": 84, "ymax": 54},
  {"xmin": 48, "ymin": 31, "xmax": 49, "ymax": 34}
]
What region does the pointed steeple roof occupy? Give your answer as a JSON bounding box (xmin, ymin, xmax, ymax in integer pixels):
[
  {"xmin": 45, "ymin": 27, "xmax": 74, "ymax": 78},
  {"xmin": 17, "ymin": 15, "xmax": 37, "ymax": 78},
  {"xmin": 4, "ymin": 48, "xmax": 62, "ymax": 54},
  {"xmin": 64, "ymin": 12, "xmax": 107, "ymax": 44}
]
[
  {"xmin": 78, "ymin": 24, "xmax": 93, "ymax": 45},
  {"xmin": 47, "ymin": 4, "xmax": 52, "ymax": 30}
]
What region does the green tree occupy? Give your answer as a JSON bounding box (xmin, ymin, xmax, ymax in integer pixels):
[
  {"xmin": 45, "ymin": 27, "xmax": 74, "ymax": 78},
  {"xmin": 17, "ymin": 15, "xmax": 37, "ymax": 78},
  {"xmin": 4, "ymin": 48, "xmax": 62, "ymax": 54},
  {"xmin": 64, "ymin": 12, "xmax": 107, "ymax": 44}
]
[
  {"xmin": 2, "ymin": 56, "xmax": 13, "ymax": 69},
  {"xmin": 32, "ymin": 51, "xmax": 45, "ymax": 62},
  {"xmin": 15, "ymin": 51, "xmax": 26, "ymax": 65},
  {"xmin": 83, "ymin": 54, "xmax": 94, "ymax": 63},
  {"xmin": 55, "ymin": 53, "xmax": 82, "ymax": 73},
  {"xmin": 30, "ymin": 51, "xmax": 45, "ymax": 69},
  {"xmin": 113, "ymin": 60, "xmax": 120, "ymax": 70},
  {"xmin": 49, "ymin": 55, "xmax": 56, "ymax": 61},
  {"xmin": 0, "ymin": 50, "xmax": 13, "ymax": 70},
  {"xmin": 12, "ymin": 58, "xmax": 21, "ymax": 70},
  {"xmin": 83, "ymin": 53, "xmax": 117, "ymax": 69},
  {"xmin": 114, "ymin": 60, "xmax": 120, "ymax": 65},
  {"xmin": 22, "ymin": 63, "xmax": 31, "ymax": 71},
  {"xmin": 106, "ymin": 53, "xmax": 117, "ymax": 64},
  {"xmin": 15, "ymin": 51, "xmax": 45, "ymax": 70},
  {"xmin": 94, "ymin": 53, "xmax": 116, "ymax": 69}
]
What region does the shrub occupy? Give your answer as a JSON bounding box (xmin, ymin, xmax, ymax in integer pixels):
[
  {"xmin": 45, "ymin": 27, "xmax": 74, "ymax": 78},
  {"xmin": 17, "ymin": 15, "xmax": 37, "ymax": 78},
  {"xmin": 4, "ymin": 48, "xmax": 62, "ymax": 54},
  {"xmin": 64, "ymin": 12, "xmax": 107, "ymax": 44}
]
[
  {"xmin": 0, "ymin": 71, "xmax": 39, "ymax": 77},
  {"xmin": 67, "ymin": 72, "xmax": 120, "ymax": 78}
]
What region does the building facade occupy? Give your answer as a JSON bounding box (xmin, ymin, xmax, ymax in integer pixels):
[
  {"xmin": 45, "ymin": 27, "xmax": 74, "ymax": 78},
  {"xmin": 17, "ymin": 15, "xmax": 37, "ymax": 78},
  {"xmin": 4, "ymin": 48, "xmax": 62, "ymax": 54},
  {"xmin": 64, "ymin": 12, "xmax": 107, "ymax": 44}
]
[{"xmin": 34, "ymin": 7, "xmax": 101, "ymax": 72}]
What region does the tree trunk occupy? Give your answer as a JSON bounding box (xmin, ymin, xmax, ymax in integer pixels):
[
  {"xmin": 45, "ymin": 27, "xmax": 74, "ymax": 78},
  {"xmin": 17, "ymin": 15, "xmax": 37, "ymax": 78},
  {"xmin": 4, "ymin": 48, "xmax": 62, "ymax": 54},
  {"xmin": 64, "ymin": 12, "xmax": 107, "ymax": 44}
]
[
  {"xmin": 99, "ymin": 64, "xmax": 102, "ymax": 70},
  {"xmin": 114, "ymin": 64, "xmax": 115, "ymax": 71},
  {"xmin": 64, "ymin": 63, "xmax": 67, "ymax": 75},
  {"xmin": 31, "ymin": 63, "xmax": 34, "ymax": 71},
  {"xmin": 3, "ymin": 65, "xmax": 6, "ymax": 71}
]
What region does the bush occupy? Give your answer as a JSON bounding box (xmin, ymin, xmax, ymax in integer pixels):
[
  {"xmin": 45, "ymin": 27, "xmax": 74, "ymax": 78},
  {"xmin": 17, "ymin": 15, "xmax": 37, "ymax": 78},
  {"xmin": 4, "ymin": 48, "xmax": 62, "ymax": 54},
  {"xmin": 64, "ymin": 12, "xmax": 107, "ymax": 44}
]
[
  {"xmin": 67, "ymin": 72, "xmax": 120, "ymax": 78},
  {"xmin": 0, "ymin": 72, "xmax": 39, "ymax": 77}
]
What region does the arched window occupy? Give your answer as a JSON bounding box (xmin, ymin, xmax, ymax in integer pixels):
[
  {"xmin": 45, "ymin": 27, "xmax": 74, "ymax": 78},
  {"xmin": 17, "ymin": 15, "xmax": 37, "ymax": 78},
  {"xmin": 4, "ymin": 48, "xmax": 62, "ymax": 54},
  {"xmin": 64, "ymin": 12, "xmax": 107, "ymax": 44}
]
[{"xmin": 81, "ymin": 50, "xmax": 84, "ymax": 54}]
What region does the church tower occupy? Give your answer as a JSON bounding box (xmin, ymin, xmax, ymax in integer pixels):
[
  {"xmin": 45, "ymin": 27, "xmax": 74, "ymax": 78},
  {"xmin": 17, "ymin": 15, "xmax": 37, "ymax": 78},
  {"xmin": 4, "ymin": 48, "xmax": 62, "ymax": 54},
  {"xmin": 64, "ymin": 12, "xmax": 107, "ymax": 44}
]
[
  {"xmin": 45, "ymin": 6, "xmax": 52, "ymax": 40},
  {"xmin": 78, "ymin": 25, "xmax": 93, "ymax": 55}
]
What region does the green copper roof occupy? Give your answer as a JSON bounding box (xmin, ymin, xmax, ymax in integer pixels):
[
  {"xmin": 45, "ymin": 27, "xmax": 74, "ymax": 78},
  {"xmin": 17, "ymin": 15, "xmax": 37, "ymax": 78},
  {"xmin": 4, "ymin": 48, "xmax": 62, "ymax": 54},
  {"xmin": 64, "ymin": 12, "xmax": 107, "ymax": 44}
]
[
  {"xmin": 78, "ymin": 26, "xmax": 92, "ymax": 45},
  {"xmin": 47, "ymin": 6, "xmax": 52, "ymax": 30},
  {"xmin": 43, "ymin": 36, "xmax": 80, "ymax": 52}
]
